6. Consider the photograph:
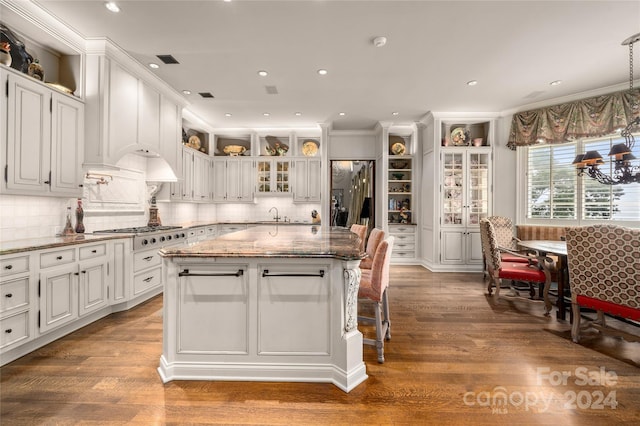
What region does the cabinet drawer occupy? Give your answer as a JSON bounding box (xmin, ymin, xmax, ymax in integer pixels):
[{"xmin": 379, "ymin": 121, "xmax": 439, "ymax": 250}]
[
  {"xmin": 392, "ymin": 250, "xmax": 415, "ymax": 259},
  {"xmin": 133, "ymin": 267, "xmax": 162, "ymax": 296},
  {"xmin": 388, "ymin": 225, "xmax": 415, "ymax": 234},
  {"xmin": 133, "ymin": 250, "xmax": 162, "ymax": 272},
  {"xmin": 79, "ymin": 243, "xmax": 107, "ymax": 260},
  {"xmin": 0, "ymin": 255, "xmax": 29, "ymax": 276},
  {"xmin": 40, "ymin": 248, "xmax": 76, "ymax": 268},
  {"xmin": 391, "ymin": 234, "xmax": 415, "ymax": 244},
  {"xmin": 0, "ymin": 310, "xmax": 30, "ymax": 349},
  {"xmin": 393, "ymin": 242, "xmax": 415, "ymax": 251},
  {"xmin": 0, "ymin": 277, "xmax": 29, "ymax": 314}
]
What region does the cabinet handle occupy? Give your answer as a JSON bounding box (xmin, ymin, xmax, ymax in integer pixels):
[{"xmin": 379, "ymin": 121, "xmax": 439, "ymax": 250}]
[
  {"xmin": 5, "ymin": 293, "xmax": 12, "ymax": 298},
  {"xmin": 4, "ymin": 265, "xmax": 12, "ymax": 270},
  {"xmin": 56, "ymin": 256, "xmax": 63, "ymax": 260},
  {"xmin": 262, "ymin": 269, "xmax": 325, "ymax": 278},
  {"xmin": 143, "ymin": 276, "xmax": 154, "ymax": 282},
  {"xmin": 91, "ymin": 249, "xmax": 97, "ymax": 253},
  {"xmin": 82, "ymin": 270, "xmax": 87, "ymax": 274},
  {"xmin": 143, "ymin": 256, "xmax": 154, "ymax": 261},
  {"xmin": 179, "ymin": 269, "xmax": 243, "ymax": 278},
  {"xmin": 5, "ymin": 329, "xmax": 12, "ymax": 334}
]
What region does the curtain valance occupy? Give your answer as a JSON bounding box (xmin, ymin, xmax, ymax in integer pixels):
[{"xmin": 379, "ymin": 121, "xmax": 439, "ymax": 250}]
[{"xmin": 507, "ymin": 88, "xmax": 640, "ymax": 150}]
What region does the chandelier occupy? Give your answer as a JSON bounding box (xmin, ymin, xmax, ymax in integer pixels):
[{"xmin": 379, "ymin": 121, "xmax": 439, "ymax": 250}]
[{"xmin": 572, "ymin": 32, "xmax": 640, "ymax": 185}]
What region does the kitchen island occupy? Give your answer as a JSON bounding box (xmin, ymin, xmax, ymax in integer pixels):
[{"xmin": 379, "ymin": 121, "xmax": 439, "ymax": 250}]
[{"xmin": 157, "ymin": 225, "xmax": 367, "ymax": 392}]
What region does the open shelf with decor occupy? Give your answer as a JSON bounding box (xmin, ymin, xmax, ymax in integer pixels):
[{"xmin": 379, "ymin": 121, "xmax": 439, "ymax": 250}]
[{"xmin": 213, "ymin": 134, "xmax": 252, "ymax": 157}]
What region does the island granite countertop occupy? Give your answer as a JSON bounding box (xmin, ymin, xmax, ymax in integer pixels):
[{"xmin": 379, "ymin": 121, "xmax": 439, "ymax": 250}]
[{"xmin": 160, "ymin": 225, "xmax": 363, "ymax": 260}]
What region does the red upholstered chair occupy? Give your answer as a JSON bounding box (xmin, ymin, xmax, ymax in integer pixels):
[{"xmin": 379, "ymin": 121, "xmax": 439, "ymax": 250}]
[
  {"xmin": 350, "ymin": 224, "xmax": 367, "ymax": 254},
  {"xmin": 360, "ymin": 228, "xmax": 385, "ymax": 270},
  {"xmin": 480, "ymin": 219, "xmax": 553, "ymax": 315},
  {"xmin": 358, "ymin": 236, "xmax": 394, "ymax": 363},
  {"xmin": 565, "ymin": 225, "xmax": 640, "ymax": 343}
]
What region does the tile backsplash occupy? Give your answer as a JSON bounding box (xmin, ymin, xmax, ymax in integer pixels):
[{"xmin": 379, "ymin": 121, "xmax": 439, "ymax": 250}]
[{"xmin": 0, "ymin": 193, "xmax": 320, "ymax": 242}]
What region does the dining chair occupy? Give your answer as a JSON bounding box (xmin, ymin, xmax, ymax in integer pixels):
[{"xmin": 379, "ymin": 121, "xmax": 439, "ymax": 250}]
[
  {"xmin": 358, "ymin": 236, "xmax": 394, "ymax": 363},
  {"xmin": 350, "ymin": 223, "xmax": 368, "ymax": 253},
  {"xmin": 359, "ymin": 228, "xmax": 385, "ymax": 270},
  {"xmin": 480, "ymin": 219, "xmax": 553, "ymax": 315},
  {"xmin": 565, "ymin": 225, "xmax": 640, "ymax": 343}
]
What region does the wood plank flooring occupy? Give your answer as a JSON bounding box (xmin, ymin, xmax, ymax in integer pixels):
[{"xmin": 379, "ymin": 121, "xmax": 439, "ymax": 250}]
[{"xmin": 1, "ymin": 266, "xmax": 639, "ymax": 425}]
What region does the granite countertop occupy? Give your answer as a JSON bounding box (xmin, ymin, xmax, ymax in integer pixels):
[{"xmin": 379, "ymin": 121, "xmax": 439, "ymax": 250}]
[
  {"xmin": 0, "ymin": 234, "xmax": 132, "ymax": 256},
  {"xmin": 160, "ymin": 225, "xmax": 362, "ymax": 261}
]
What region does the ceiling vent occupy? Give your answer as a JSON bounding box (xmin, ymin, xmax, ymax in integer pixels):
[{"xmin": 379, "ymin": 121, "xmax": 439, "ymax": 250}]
[
  {"xmin": 265, "ymin": 85, "xmax": 278, "ymax": 95},
  {"xmin": 524, "ymin": 90, "xmax": 545, "ymax": 99},
  {"xmin": 156, "ymin": 54, "xmax": 179, "ymax": 64},
  {"xmin": 199, "ymin": 92, "xmax": 215, "ymax": 98}
]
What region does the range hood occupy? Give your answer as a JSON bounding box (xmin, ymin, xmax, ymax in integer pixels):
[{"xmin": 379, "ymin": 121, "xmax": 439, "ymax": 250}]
[{"xmin": 145, "ymin": 156, "xmax": 178, "ymax": 182}]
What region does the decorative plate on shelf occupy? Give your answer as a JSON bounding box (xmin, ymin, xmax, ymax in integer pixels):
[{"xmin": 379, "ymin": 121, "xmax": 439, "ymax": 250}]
[
  {"xmin": 391, "ymin": 142, "xmax": 406, "ymax": 155},
  {"xmin": 302, "ymin": 140, "xmax": 319, "ymax": 157},
  {"xmin": 187, "ymin": 135, "xmax": 201, "ymax": 150},
  {"xmin": 450, "ymin": 127, "xmax": 467, "ymax": 146}
]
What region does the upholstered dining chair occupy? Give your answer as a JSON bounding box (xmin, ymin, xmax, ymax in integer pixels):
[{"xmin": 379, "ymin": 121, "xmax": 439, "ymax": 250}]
[
  {"xmin": 359, "ymin": 228, "xmax": 386, "ymax": 270},
  {"xmin": 350, "ymin": 224, "xmax": 368, "ymax": 253},
  {"xmin": 484, "ymin": 216, "xmax": 530, "ymax": 275},
  {"xmin": 565, "ymin": 225, "xmax": 640, "ymax": 343},
  {"xmin": 480, "ymin": 219, "xmax": 553, "ymax": 315},
  {"xmin": 358, "ymin": 236, "xmax": 394, "ymax": 363}
]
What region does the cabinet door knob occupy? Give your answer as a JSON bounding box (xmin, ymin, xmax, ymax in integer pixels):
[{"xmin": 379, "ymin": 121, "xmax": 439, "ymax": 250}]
[
  {"xmin": 5, "ymin": 329, "xmax": 12, "ymax": 334},
  {"xmin": 5, "ymin": 293, "xmax": 12, "ymax": 298},
  {"xmin": 4, "ymin": 265, "xmax": 12, "ymax": 270},
  {"xmin": 91, "ymin": 249, "xmax": 97, "ymax": 253},
  {"xmin": 56, "ymin": 256, "xmax": 63, "ymax": 260}
]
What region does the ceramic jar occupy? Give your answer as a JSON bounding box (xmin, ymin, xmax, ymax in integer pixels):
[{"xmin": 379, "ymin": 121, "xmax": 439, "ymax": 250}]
[
  {"xmin": 0, "ymin": 42, "xmax": 11, "ymax": 67},
  {"xmin": 28, "ymin": 59, "xmax": 44, "ymax": 81}
]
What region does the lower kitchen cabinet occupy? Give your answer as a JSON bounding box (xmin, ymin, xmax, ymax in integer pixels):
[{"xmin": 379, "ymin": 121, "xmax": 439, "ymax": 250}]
[
  {"xmin": 388, "ymin": 224, "xmax": 417, "ymax": 263},
  {"xmin": 38, "ymin": 262, "xmax": 78, "ymax": 333},
  {"xmin": 0, "ymin": 254, "xmax": 33, "ymax": 352}
]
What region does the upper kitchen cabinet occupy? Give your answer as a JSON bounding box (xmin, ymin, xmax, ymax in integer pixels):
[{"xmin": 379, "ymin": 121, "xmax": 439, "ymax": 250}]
[
  {"xmin": 1, "ymin": 66, "xmax": 84, "ymax": 197},
  {"xmin": 83, "ymin": 39, "xmax": 185, "ymax": 173}
]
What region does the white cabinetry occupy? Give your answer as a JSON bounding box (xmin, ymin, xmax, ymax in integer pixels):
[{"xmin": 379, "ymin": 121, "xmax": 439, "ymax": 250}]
[
  {"xmin": 84, "ymin": 42, "xmax": 184, "ymax": 171},
  {"xmin": 0, "ymin": 254, "xmax": 33, "ymax": 352},
  {"xmin": 439, "ymin": 149, "xmax": 491, "ymax": 266},
  {"xmin": 293, "ymin": 158, "xmax": 321, "ymax": 202},
  {"xmin": 38, "ymin": 243, "xmax": 110, "ymax": 334},
  {"xmin": 388, "ymin": 224, "xmax": 417, "ymax": 262},
  {"xmin": 2, "ymin": 68, "xmax": 84, "ymax": 196},
  {"xmin": 169, "ymin": 147, "xmax": 209, "ymax": 201},
  {"xmin": 211, "ymin": 158, "xmax": 255, "ymax": 202},
  {"xmin": 256, "ymin": 159, "xmax": 291, "ymax": 194}
]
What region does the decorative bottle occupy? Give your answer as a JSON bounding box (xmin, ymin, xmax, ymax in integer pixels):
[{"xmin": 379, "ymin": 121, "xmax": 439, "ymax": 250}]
[
  {"xmin": 75, "ymin": 198, "xmax": 85, "ymax": 233},
  {"xmin": 61, "ymin": 206, "xmax": 76, "ymax": 236}
]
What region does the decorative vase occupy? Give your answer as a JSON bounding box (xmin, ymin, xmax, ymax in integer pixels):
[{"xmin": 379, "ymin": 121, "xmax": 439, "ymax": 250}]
[
  {"xmin": 28, "ymin": 58, "xmax": 44, "ymax": 81},
  {"xmin": 0, "ymin": 42, "xmax": 11, "ymax": 67},
  {"xmin": 75, "ymin": 198, "xmax": 85, "ymax": 233},
  {"xmin": 61, "ymin": 206, "xmax": 76, "ymax": 236}
]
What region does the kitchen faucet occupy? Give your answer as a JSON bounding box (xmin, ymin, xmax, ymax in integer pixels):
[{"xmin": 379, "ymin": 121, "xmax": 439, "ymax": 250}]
[{"xmin": 269, "ymin": 207, "xmax": 280, "ymax": 222}]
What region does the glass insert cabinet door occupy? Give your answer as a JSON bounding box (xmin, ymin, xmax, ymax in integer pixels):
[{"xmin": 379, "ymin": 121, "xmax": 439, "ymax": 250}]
[
  {"xmin": 443, "ymin": 152, "xmax": 464, "ymax": 225},
  {"xmin": 442, "ymin": 151, "xmax": 490, "ymax": 226},
  {"xmin": 257, "ymin": 159, "xmax": 290, "ymax": 193}
]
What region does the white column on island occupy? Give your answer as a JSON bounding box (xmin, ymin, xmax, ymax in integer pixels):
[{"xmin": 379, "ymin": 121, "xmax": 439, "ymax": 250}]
[{"xmin": 343, "ymin": 262, "xmax": 361, "ymax": 332}]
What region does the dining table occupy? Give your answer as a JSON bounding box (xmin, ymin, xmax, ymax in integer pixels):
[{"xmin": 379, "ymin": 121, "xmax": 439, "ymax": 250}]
[{"xmin": 517, "ymin": 240, "xmax": 569, "ymax": 321}]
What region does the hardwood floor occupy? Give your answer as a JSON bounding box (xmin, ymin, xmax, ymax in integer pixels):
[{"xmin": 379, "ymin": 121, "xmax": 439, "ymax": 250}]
[{"xmin": 1, "ymin": 266, "xmax": 639, "ymax": 425}]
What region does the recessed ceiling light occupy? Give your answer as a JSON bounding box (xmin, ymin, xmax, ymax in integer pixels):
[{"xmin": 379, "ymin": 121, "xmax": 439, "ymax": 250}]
[
  {"xmin": 223, "ymin": 0, "xmax": 232, "ymax": 2},
  {"xmin": 257, "ymin": 70, "xmax": 268, "ymax": 77},
  {"xmin": 550, "ymin": 80, "xmax": 562, "ymax": 86},
  {"xmin": 104, "ymin": 2, "xmax": 120, "ymax": 13},
  {"xmin": 225, "ymin": 113, "xmax": 232, "ymax": 117},
  {"xmin": 263, "ymin": 113, "xmax": 270, "ymax": 117},
  {"xmin": 373, "ymin": 36, "xmax": 387, "ymax": 47},
  {"xmin": 339, "ymin": 112, "xmax": 346, "ymax": 116},
  {"xmin": 148, "ymin": 63, "xmax": 159, "ymax": 69},
  {"xmin": 295, "ymin": 112, "xmax": 302, "ymax": 116},
  {"xmin": 392, "ymin": 112, "xmax": 399, "ymax": 116},
  {"xmin": 182, "ymin": 90, "xmax": 191, "ymax": 95},
  {"xmin": 317, "ymin": 69, "xmax": 328, "ymax": 75},
  {"xmin": 466, "ymin": 80, "xmax": 478, "ymax": 86}
]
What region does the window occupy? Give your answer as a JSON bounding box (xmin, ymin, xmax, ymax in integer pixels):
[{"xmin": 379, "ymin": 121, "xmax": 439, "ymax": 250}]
[
  {"xmin": 527, "ymin": 143, "xmax": 577, "ymax": 219},
  {"xmin": 526, "ymin": 134, "xmax": 640, "ymax": 222}
]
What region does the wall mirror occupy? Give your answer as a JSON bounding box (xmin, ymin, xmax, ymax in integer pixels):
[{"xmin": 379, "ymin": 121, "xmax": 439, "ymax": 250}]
[{"xmin": 330, "ymin": 160, "xmax": 375, "ymax": 229}]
